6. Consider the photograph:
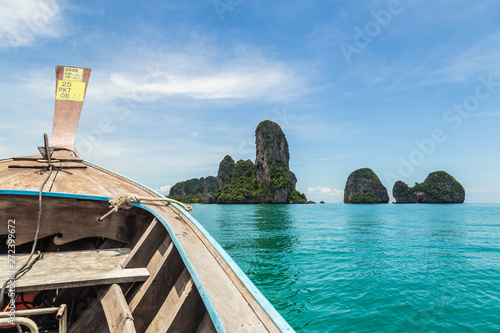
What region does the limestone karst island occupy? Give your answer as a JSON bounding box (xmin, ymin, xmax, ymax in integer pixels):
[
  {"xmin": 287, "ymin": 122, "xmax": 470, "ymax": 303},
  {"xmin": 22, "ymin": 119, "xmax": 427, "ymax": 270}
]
[
  {"xmin": 344, "ymin": 168, "xmax": 390, "ymax": 204},
  {"xmin": 344, "ymin": 168, "xmax": 465, "ymax": 204},
  {"xmin": 169, "ymin": 120, "xmax": 308, "ymax": 204},
  {"xmin": 393, "ymin": 171, "xmax": 465, "ymax": 203}
]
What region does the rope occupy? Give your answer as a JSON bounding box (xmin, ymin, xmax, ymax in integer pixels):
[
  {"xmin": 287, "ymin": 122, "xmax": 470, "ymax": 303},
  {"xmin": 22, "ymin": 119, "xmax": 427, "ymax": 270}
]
[
  {"xmin": 0, "ymin": 165, "xmax": 53, "ymax": 317},
  {"xmin": 99, "ymin": 194, "xmax": 192, "ymax": 221}
]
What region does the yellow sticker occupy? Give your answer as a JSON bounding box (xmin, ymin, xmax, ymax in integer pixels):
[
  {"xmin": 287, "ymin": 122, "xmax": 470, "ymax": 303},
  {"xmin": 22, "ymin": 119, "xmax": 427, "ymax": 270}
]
[
  {"xmin": 55, "ymin": 80, "xmax": 86, "ymax": 102},
  {"xmin": 63, "ymin": 67, "xmax": 83, "ymax": 82}
]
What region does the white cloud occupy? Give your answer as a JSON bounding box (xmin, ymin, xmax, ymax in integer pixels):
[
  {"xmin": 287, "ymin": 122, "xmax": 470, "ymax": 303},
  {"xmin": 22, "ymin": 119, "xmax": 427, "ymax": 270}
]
[
  {"xmin": 307, "ymin": 186, "xmax": 344, "ymax": 202},
  {"xmin": 84, "ymin": 46, "xmax": 308, "ymax": 103},
  {"xmin": 0, "ymin": 0, "xmax": 63, "ymax": 48},
  {"xmin": 156, "ymin": 185, "xmax": 172, "ymax": 195}
]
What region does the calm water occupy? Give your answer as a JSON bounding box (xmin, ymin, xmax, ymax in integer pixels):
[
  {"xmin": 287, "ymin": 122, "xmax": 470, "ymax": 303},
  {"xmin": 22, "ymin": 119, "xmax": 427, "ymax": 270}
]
[{"xmin": 189, "ymin": 204, "xmax": 500, "ymax": 333}]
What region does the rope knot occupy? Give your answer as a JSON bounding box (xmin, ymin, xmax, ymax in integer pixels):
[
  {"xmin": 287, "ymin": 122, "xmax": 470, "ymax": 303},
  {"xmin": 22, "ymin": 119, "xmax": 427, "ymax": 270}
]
[
  {"xmin": 99, "ymin": 193, "xmax": 192, "ymax": 221},
  {"xmin": 108, "ymin": 193, "xmax": 141, "ymax": 212}
]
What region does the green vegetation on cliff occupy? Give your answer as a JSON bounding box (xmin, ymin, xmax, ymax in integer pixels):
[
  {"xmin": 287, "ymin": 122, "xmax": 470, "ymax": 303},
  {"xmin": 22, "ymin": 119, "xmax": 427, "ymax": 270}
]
[
  {"xmin": 169, "ymin": 176, "xmax": 218, "ymax": 203},
  {"xmin": 393, "ymin": 171, "xmax": 465, "ymax": 203},
  {"xmin": 216, "ymin": 158, "xmax": 307, "ymax": 203},
  {"xmin": 170, "ymin": 120, "xmax": 307, "ymax": 204},
  {"xmin": 344, "ymin": 168, "xmax": 389, "ymax": 203},
  {"xmin": 217, "ymin": 160, "xmax": 257, "ymax": 203},
  {"xmin": 350, "ymin": 192, "xmax": 378, "ymax": 203}
]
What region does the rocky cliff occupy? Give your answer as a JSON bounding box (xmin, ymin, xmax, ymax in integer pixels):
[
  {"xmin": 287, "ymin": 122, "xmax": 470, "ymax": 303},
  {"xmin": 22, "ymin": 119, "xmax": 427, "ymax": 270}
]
[
  {"xmin": 344, "ymin": 168, "xmax": 389, "ymax": 203},
  {"xmin": 169, "ymin": 120, "xmax": 307, "ymax": 204},
  {"xmin": 393, "ymin": 171, "xmax": 465, "ymax": 203},
  {"xmin": 255, "ymin": 120, "xmax": 290, "ymax": 182},
  {"xmin": 254, "ymin": 120, "xmax": 298, "ymax": 202},
  {"xmin": 217, "ymin": 155, "xmax": 235, "ymax": 189},
  {"xmin": 169, "ymin": 176, "xmax": 218, "ymax": 203}
]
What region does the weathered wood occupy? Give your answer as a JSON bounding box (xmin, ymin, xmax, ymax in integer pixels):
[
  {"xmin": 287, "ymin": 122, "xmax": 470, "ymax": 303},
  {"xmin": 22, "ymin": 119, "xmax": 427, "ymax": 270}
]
[
  {"xmin": 146, "ymin": 274, "xmax": 205, "ymax": 333},
  {"xmin": 100, "ymin": 284, "xmax": 136, "ymax": 333},
  {"xmin": 0, "ymin": 194, "xmax": 137, "ymax": 245},
  {"xmin": 8, "ymin": 164, "xmax": 87, "ymax": 169},
  {"xmin": 83, "ymin": 163, "xmax": 159, "ymax": 197},
  {"xmin": 12, "ymin": 155, "xmax": 83, "ymax": 162},
  {"xmin": 49, "ymin": 66, "xmax": 91, "ymax": 156},
  {"xmin": 152, "ymin": 205, "xmax": 279, "ymax": 332},
  {"xmin": 122, "ymin": 218, "xmax": 169, "ymax": 269},
  {"xmin": 145, "ymin": 268, "xmax": 191, "ymax": 332},
  {"xmin": 129, "ymin": 243, "xmax": 185, "ymax": 333},
  {"xmin": 0, "ymin": 248, "xmax": 149, "ymax": 293}
]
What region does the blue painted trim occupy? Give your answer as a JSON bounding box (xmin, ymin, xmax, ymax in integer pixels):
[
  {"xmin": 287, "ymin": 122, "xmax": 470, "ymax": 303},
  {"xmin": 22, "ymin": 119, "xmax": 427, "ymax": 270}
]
[
  {"xmin": 2, "ymin": 160, "xmax": 295, "ymax": 332},
  {"xmin": 0, "ymin": 189, "xmax": 109, "ymax": 201},
  {"xmin": 82, "ymin": 161, "xmax": 295, "ymax": 332},
  {"xmin": 83, "ymin": 161, "xmax": 294, "ymax": 331},
  {"xmin": 171, "ymin": 204, "xmax": 296, "ymax": 332},
  {"xmin": 132, "ymin": 202, "xmax": 226, "ymax": 333},
  {"xmin": 0, "ymin": 189, "xmax": 227, "ymax": 333}
]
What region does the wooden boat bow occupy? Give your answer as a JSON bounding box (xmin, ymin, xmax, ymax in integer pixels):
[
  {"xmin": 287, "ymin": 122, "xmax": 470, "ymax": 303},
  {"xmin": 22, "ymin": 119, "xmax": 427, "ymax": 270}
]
[{"xmin": 0, "ymin": 66, "xmax": 295, "ymax": 333}]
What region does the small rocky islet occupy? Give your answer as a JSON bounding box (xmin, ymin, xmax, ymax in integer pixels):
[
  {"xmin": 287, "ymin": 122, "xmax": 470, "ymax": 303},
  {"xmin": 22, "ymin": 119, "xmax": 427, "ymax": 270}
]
[
  {"xmin": 393, "ymin": 171, "xmax": 465, "ymax": 203},
  {"xmin": 344, "ymin": 169, "xmax": 465, "ymax": 204},
  {"xmin": 343, "ymin": 168, "xmax": 389, "ymax": 203},
  {"xmin": 169, "ymin": 120, "xmax": 308, "ymax": 204}
]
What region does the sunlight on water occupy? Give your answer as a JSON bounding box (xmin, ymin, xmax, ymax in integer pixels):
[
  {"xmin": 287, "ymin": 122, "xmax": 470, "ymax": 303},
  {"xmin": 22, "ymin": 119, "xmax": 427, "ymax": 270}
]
[{"xmin": 190, "ymin": 204, "xmax": 500, "ymax": 333}]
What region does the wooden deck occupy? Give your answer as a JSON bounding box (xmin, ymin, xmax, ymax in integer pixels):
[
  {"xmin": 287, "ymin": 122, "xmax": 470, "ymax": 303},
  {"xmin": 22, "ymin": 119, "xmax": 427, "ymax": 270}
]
[{"xmin": 0, "ymin": 154, "xmax": 284, "ymax": 332}]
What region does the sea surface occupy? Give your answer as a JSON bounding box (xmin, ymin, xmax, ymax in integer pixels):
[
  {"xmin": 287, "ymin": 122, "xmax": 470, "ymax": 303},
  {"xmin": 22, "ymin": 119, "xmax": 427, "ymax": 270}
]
[{"xmin": 189, "ymin": 204, "xmax": 500, "ymax": 333}]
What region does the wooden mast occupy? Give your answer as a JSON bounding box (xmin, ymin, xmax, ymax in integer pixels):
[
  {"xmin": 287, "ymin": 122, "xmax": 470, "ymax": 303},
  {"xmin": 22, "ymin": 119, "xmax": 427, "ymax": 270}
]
[{"xmin": 49, "ymin": 65, "xmax": 91, "ymax": 157}]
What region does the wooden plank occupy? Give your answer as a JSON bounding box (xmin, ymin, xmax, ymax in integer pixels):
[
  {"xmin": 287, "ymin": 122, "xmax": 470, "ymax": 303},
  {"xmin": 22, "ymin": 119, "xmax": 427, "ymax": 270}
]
[
  {"xmin": 145, "ymin": 268, "xmax": 191, "ymax": 332},
  {"xmin": 47, "ymin": 166, "xmax": 113, "ymax": 196},
  {"xmin": 12, "ymin": 155, "xmax": 83, "ymax": 162},
  {"xmin": 49, "ymin": 66, "xmax": 91, "ymax": 155},
  {"xmin": 0, "ymin": 194, "xmax": 138, "ymax": 245},
  {"xmin": 153, "ymin": 205, "xmax": 279, "ymax": 332},
  {"xmin": 147, "ymin": 275, "xmax": 205, "ymax": 333},
  {"xmin": 122, "ymin": 218, "xmax": 169, "ymax": 269},
  {"xmin": 0, "ymin": 164, "xmax": 49, "ymax": 192},
  {"xmin": 0, "ymin": 249, "xmax": 149, "ymax": 293},
  {"xmin": 83, "ymin": 162, "xmax": 160, "ymax": 198},
  {"xmin": 129, "ymin": 243, "xmax": 185, "ymax": 333},
  {"xmin": 100, "ymin": 284, "xmax": 136, "ymax": 333},
  {"xmin": 8, "ymin": 165, "xmax": 87, "ymax": 169}
]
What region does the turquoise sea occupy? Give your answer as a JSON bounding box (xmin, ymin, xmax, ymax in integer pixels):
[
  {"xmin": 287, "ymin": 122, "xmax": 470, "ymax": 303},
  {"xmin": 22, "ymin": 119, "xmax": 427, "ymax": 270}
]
[{"xmin": 189, "ymin": 204, "xmax": 500, "ymax": 333}]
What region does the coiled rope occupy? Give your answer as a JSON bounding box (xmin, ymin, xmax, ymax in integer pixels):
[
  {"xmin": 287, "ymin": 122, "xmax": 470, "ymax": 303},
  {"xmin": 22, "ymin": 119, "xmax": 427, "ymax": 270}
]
[
  {"xmin": 99, "ymin": 194, "xmax": 192, "ymax": 221},
  {"xmin": 0, "ymin": 165, "xmax": 53, "ymax": 332}
]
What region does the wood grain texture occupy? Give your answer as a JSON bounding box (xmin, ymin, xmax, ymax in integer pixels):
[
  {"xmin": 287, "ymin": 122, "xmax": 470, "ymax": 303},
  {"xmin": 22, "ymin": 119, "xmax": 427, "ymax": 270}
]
[
  {"xmin": 129, "ymin": 243, "xmax": 185, "ymax": 333},
  {"xmin": 0, "ymin": 248, "xmax": 149, "ymax": 293},
  {"xmin": 122, "ymin": 218, "xmax": 169, "ymax": 269},
  {"xmin": 49, "ymin": 66, "xmax": 91, "ymax": 154},
  {"xmin": 0, "ymin": 194, "xmax": 139, "ymax": 245},
  {"xmin": 100, "ymin": 284, "xmax": 136, "ymax": 333}
]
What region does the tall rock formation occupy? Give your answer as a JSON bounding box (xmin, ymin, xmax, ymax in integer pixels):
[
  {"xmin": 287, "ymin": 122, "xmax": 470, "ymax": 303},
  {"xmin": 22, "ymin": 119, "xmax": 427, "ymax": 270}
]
[
  {"xmin": 170, "ymin": 120, "xmax": 307, "ymax": 204},
  {"xmin": 217, "ymin": 155, "xmax": 235, "ymax": 189},
  {"xmin": 255, "ymin": 120, "xmax": 290, "ymax": 183},
  {"xmin": 393, "ymin": 171, "xmax": 465, "ymax": 203},
  {"xmin": 344, "ymin": 168, "xmax": 389, "ymax": 203},
  {"xmin": 255, "ymin": 120, "xmax": 295, "ymax": 202}
]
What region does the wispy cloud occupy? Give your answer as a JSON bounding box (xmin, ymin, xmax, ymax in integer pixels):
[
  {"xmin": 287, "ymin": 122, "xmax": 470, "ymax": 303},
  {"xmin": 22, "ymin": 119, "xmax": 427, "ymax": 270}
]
[
  {"xmin": 433, "ymin": 33, "xmax": 500, "ymax": 83},
  {"xmin": 84, "ymin": 45, "xmax": 309, "ymax": 103},
  {"xmin": 307, "ymin": 186, "xmax": 344, "ymax": 202},
  {"xmin": 0, "ymin": 0, "xmax": 64, "ymax": 48}
]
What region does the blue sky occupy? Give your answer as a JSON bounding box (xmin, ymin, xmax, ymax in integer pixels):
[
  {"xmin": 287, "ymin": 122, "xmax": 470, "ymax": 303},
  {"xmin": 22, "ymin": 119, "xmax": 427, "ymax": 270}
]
[{"xmin": 1, "ymin": 0, "xmax": 500, "ymax": 203}]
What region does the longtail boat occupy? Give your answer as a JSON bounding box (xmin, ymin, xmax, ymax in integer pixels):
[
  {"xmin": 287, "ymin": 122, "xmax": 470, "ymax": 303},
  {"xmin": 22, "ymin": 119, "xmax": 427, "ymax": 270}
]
[{"xmin": 0, "ymin": 66, "xmax": 294, "ymax": 333}]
